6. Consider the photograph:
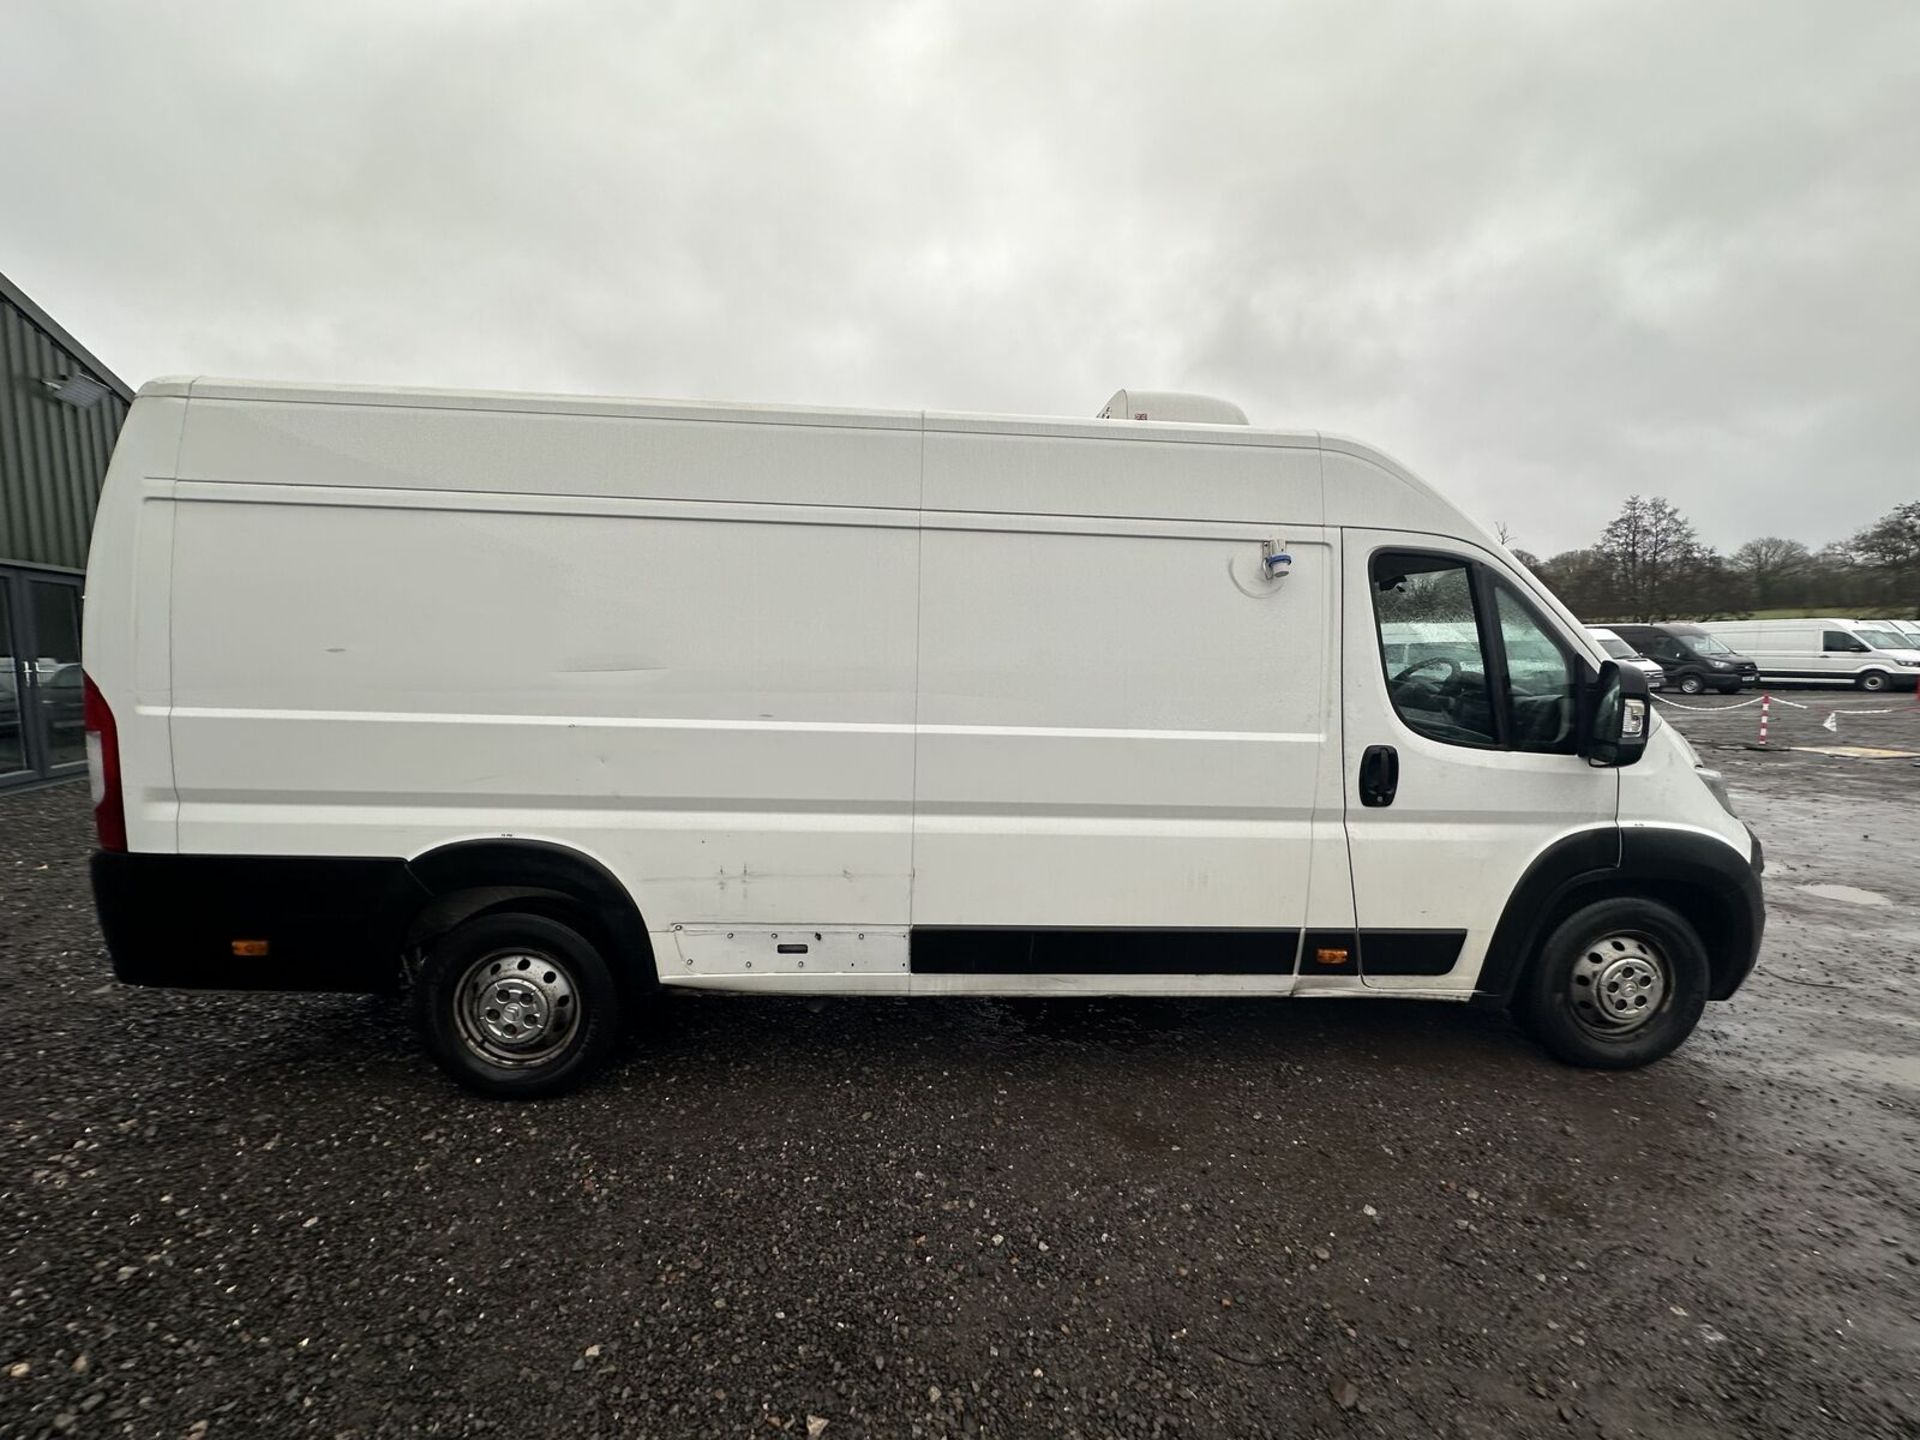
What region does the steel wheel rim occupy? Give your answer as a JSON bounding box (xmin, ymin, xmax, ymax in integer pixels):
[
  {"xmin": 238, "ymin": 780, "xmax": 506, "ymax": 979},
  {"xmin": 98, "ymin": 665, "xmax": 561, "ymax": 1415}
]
[
  {"xmin": 454, "ymin": 948, "xmax": 582, "ymax": 1067},
  {"xmin": 1569, "ymin": 932, "xmax": 1670, "ymax": 1038},
  {"xmin": 1680, "ymin": 676, "xmax": 1702, "ymax": 694},
  {"xmin": 1863, "ymin": 673, "xmax": 1887, "ymax": 692}
]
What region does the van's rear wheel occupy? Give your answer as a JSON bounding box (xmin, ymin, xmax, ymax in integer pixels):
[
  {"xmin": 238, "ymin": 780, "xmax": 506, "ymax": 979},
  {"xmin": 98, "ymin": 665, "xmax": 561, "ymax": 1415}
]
[
  {"xmin": 1519, "ymin": 898, "xmax": 1709, "ymax": 1068},
  {"xmin": 1858, "ymin": 670, "xmax": 1890, "ymax": 693},
  {"xmin": 417, "ymin": 912, "xmax": 622, "ymax": 1098}
]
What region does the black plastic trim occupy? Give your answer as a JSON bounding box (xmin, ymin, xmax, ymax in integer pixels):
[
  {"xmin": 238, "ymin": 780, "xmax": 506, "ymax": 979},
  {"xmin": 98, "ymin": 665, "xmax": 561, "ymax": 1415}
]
[
  {"xmin": 1620, "ymin": 827, "xmax": 1765, "ymax": 1000},
  {"xmin": 909, "ymin": 927, "xmax": 1466, "ymax": 978},
  {"xmin": 404, "ymin": 838, "xmax": 654, "ymax": 989},
  {"xmin": 1472, "ymin": 827, "xmax": 1620, "ymax": 1006},
  {"xmin": 1473, "ymin": 825, "xmax": 1764, "ymax": 1007},
  {"xmin": 912, "ymin": 928, "xmax": 1300, "ymax": 975},
  {"xmin": 1360, "ymin": 929, "xmax": 1467, "ymax": 976},
  {"xmin": 91, "ymin": 842, "xmax": 660, "ymax": 996},
  {"xmin": 91, "ymin": 851, "xmax": 426, "ymax": 992}
]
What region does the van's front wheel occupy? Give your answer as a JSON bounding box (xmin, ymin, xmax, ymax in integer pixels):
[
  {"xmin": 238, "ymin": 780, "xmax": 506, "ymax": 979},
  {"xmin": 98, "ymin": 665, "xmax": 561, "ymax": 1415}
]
[
  {"xmin": 417, "ymin": 912, "xmax": 622, "ymax": 1098},
  {"xmin": 1676, "ymin": 674, "xmax": 1705, "ymax": 696},
  {"xmin": 1520, "ymin": 899, "xmax": 1709, "ymax": 1068},
  {"xmin": 1857, "ymin": 670, "xmax": 1890, "ymax": 693}
]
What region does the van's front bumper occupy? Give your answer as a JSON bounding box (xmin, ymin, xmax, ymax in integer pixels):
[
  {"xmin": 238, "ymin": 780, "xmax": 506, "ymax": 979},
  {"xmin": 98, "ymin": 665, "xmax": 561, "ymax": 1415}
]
[
  {"xmin": 90, "ymin": 851, "xmax": 425, "ymax": 992},
  {"xmin": 1705, "ymin": 829, "xmax": 1766, "ymax": 1000}
]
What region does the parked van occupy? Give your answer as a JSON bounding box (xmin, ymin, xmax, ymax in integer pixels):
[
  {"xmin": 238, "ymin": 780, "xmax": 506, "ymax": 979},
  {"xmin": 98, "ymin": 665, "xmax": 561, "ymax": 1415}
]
[
  {"xmin": 1609, "ymin": 624, "xmax": 1759, "ymax": 695},
  {"xmin": 83, "ymin": 379, "xmax": 1763, "ymax": 1096},
  {"xmin": 1702, "ymin": 619, "xmax": 1920, "ymax": 692},
  {"xmin": 1585, "ymin": 627, "xmax": 1665, "ymax": 692}
]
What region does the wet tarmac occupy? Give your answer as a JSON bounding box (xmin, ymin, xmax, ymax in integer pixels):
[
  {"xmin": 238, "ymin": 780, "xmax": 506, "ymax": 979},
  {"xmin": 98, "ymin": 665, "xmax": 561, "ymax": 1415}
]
[{"xmin": 1, "ymin": 697, "xmax": 1917, "ymax": 1437}]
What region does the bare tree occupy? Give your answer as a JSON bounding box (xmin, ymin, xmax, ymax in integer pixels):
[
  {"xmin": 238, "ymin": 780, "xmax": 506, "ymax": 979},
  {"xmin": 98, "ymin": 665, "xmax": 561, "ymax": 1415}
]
[
  {"xmin": 1848, "ymin": 501, "xmax": 1920, "ymax": 611},
  {"xmin": 1532, "ymin": 548, "xmax": 1620, "ymax": 619},
  {"xmin": 1729, "ymin": 536, "xmax": 1810, "ymax": 610},
  {"xmin": 1597, "ymin": 496, "xmax": 1706, "ymax": 621}
]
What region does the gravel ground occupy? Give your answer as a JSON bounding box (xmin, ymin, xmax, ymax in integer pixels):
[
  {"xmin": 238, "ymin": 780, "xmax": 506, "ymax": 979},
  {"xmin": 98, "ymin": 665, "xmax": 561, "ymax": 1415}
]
[{"xmin": 3, "ymin": 699, "xmax": 1918, "ymax": 1439}]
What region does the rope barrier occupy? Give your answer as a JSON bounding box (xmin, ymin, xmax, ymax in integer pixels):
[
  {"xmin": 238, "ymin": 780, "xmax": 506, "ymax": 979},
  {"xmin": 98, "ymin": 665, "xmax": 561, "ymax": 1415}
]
[
  {"xmin": 1654, "ymin": 694, "xmax": 1910, "ymax": 717},
  {"xmin": 1763, "ymin": 696, "xmax": 1907, "ymax": 715},
  {"xmin": 1652, "ymin": 695, "xmax": 1765, "ymax": 711}
]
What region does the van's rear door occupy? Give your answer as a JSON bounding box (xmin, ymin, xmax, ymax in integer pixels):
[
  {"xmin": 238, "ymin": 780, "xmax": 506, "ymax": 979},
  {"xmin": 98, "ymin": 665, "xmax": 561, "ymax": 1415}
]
[{"xmin": 1338, "ymin": 531, "xmax": 1618, "ymax": 993}]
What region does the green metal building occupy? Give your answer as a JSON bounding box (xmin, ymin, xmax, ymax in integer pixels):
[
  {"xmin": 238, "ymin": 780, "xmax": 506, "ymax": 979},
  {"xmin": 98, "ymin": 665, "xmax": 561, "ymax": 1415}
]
[{"xmin": 2, "ymin": 269, "xmax": 133, "ymax": 787}]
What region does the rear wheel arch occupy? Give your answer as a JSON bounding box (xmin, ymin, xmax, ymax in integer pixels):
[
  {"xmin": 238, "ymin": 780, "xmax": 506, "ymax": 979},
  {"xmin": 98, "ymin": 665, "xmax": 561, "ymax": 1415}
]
[{"xmin": 403, "ymin": 839, "xmax": 657, "ymax": 995}]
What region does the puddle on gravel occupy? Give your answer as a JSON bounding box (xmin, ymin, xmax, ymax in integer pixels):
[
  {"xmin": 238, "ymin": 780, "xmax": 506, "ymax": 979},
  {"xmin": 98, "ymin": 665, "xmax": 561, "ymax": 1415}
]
[
  {"xmin": 1823, "ymin": 1049, "xmax": 1920, "ymax": 1090},
  {"xmin": 1796, "ymin": 883, "xmax": 1895, "ymax": 907}
]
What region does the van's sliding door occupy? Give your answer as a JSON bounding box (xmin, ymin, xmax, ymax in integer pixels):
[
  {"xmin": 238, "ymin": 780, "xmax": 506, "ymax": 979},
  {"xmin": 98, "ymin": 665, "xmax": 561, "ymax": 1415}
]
[{"xmin": 907, "ymin": 436, "xmax": 1342, "ymax": 991}]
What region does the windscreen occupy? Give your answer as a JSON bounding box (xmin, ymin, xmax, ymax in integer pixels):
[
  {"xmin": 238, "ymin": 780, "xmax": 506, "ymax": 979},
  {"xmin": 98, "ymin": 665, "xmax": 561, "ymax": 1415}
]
[
  {"xmin": 1854, "ymin": 628, "xmax": 1907, "ymax": 651},
  {"xmin": 1689, "ymin": 634, "xmax": 1735, "ymax": 655},
  {"xmin": 1597, "ymin": 637, "xmax": 1636, "ymax": 659}
]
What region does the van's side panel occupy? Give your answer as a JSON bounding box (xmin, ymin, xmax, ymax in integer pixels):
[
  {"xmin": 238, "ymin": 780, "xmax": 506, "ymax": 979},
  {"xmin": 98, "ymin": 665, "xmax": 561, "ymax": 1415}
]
[
  {"xmin": 79, "ymin": 395, "xmax": 186, "ymax": 853},
  {"xmin": 165, "ymin": 402, "xmax": 923, "ymax": 944},
  {"xmin": 907, "ymin": 429, "xmax": 1334, "ymax": 991}
]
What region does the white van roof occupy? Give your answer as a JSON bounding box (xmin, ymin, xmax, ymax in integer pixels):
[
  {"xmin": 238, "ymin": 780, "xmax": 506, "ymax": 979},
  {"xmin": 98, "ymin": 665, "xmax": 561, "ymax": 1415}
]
[{"xmin": 134, "ymin": 375, "xmax": 1503, "ymax": 546}]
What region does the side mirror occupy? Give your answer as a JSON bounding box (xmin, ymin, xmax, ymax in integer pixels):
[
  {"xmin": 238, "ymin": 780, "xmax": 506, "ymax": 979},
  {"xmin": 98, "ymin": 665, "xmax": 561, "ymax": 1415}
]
[{"xmin": 1584, "ymin": 660, "xmax": 1651, "ymax": 768}]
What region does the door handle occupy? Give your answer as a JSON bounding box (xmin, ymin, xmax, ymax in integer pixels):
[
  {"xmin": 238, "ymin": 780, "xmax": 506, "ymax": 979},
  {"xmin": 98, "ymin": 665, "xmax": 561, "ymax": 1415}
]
[{"xmin": 1359, "ymin": 745, "xmax": 1399, "ymax": 807}]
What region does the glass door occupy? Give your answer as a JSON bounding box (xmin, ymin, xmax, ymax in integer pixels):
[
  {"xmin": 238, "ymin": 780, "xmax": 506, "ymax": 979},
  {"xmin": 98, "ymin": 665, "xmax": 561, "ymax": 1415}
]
[
  {"xmin": 0, "ymin": 565, "xmax": 87, "ymax": 789},
  {"xmin": 0, "ymin": 576, "xmax": 29, "ymax": 782},
  {"xmin": 27, "ymin": 579, "xmax": 86, "ymax": 774}
]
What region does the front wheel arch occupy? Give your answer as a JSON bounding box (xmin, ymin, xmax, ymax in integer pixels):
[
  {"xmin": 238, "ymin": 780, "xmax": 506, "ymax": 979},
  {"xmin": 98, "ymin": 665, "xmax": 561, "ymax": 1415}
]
[{"xmin": 1475, "ymin": 827, "xmax": 1762, "ymax": 1010}]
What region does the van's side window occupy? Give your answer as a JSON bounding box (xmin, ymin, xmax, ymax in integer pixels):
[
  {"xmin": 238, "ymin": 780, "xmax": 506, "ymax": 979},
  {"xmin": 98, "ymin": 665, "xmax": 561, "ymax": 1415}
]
[
  {"xmin": 1494, "ymin": 583, "xmax": 1577, "ymax": 753},
  {"xmin": 1370, "ymin": 555, "xmax": 1498, "ymax": 746},
  {"xmin": 1371, "ymin": 554, "xmax": 1580, "ymax": 753}
]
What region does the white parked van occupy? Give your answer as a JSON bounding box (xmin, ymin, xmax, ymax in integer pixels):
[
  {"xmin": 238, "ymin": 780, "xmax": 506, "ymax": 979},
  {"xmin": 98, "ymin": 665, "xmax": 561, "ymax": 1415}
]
[
  {"xmin": 1703, "ymin": 618, "xmax": 1920, "ymax": 692},
  {"xmin": 83, "ymin": 380, "xmax": 1763, "ymax": 1096},
  {"xmin": 1584, "ymin": 627, "xmax": 1666, "ymax": 692}
]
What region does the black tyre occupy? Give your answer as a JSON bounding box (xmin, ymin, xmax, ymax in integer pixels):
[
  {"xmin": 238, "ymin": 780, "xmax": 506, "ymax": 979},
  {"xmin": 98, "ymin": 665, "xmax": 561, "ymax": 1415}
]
[
  {"xmin": 1857, "ymin": 670, "xmax": 1890, "ymax": 693},
  {"xmin": 1677, "ymin": 673, "xmax": 1704, "ymax": 695},
  {"xmin": 416, "ymin": 912, "xmax": 623, "ymax": 1098},
  {"xmin": 1519, "ymin": 898, "xmax": 1709, "ymax": 1069}
]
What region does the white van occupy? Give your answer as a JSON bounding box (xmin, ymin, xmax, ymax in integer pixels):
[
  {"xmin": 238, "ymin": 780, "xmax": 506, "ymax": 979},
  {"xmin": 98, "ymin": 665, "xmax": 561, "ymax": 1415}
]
[
  {"xmin": 1703, "ymin": 618, "xmax": 1920, "ymax": 692},
  {"xmin": 82, "ymin": 380, "xmax": 1763, "ymax": 1097},
  {"xmin": 1584, "ymin": 627, "xmax": 1666, "ymax": 692}
]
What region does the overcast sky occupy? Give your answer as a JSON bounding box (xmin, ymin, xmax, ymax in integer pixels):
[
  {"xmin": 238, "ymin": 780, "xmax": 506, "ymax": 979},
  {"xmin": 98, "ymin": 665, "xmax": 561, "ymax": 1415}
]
[{"xmin": 3, "ymin": 1, "xmax": 1915, "ymax": 555}]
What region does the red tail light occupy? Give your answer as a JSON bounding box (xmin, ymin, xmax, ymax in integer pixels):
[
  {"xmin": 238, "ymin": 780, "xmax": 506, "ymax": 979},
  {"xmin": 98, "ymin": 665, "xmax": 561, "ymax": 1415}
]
[{"xmin": 82, "ymin": 672, "xmax": 127, "ymax": 852}]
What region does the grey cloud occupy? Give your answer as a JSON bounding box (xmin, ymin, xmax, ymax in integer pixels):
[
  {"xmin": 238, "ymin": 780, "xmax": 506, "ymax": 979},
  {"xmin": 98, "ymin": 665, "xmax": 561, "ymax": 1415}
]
[{"xmin": 3, "ymin": 0, "xmax": 1915, "ymax": 554}]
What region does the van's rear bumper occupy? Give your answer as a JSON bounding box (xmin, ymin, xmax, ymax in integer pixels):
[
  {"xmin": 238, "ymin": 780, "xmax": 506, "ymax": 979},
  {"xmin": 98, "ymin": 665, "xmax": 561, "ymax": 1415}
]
[{"xmin": 90, "ymin": 851, "xmax": 426, "ymax": 993}]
